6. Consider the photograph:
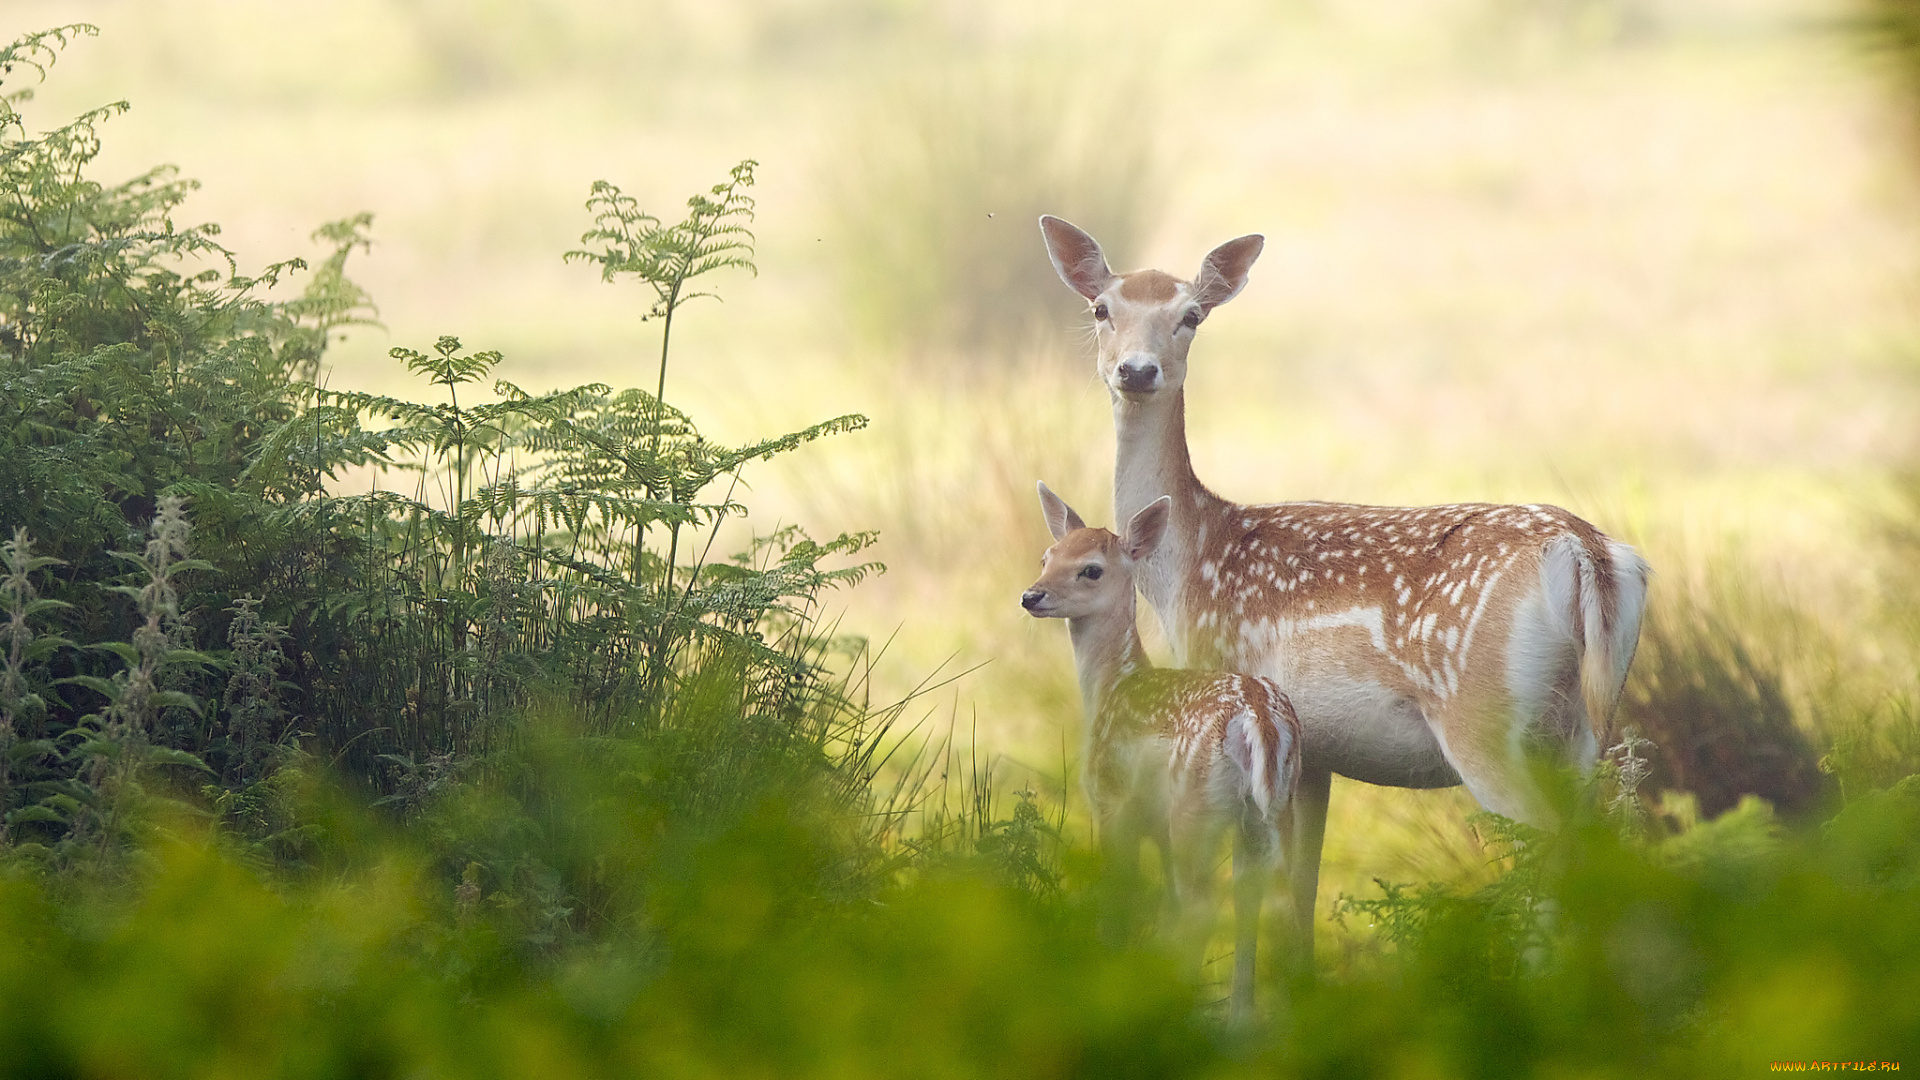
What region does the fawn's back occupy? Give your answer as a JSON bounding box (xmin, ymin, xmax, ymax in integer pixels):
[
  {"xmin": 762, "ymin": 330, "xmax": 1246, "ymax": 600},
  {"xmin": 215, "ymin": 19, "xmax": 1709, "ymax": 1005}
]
[{"xmin": 1093, "ymin": 668, "xmax": 1300, "ymax": 846}]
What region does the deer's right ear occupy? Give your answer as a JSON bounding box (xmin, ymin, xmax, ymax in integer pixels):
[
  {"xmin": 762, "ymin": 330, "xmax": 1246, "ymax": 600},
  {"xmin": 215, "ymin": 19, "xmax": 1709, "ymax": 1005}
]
[
  {"xmin": 1037, "ymin": 481, "xmax": 1086, "ymax": 541},
  {"xmin": 1123, "ymin": 496, "xmax": 1173, "ymax": 561},
  {"xmin": 1039, "ymin": 215, "xmax": 1115, "ymax": 301}
]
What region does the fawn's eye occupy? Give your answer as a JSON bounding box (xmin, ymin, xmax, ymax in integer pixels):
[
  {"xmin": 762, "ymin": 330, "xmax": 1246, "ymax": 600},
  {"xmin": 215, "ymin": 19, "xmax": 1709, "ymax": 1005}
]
[
  {"xmin": 1080, "ymin": 565, "xmax": 1103, "ymax": 580},
  {"xmin": 1093, "ymin": 303, "xmax": 1110, "ymax": 322},
  {"xmin": 1180, "ymin": 309, "xmax": 1201, "ymax": 329}
]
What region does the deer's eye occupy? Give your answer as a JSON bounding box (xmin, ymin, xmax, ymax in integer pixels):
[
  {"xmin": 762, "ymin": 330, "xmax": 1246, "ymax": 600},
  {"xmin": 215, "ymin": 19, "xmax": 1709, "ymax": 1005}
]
[
  {"xmin": 1080, "ymin": 565, "xmax": 1103, "ymax": 580},
  {"xmin": 1093, "ymin": 303, "xmax": 1110, "ymax": 322},
  {"xmin": 1180, "ymin": 309, "xmax": 1201, "ymax": 329}
]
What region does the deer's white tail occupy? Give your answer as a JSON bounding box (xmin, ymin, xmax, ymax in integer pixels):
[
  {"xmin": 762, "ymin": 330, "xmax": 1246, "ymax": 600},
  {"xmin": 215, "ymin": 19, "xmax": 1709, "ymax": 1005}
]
[{"xmin": 1546, "ymin": 535, "xmax": 1651, "ymax": 749}]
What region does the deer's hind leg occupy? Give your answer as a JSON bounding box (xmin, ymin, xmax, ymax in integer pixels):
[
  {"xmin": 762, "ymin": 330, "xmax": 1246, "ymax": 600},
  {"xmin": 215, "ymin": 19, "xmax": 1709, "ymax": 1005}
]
[
  {"xmin": 1433, "ymin": 640, "xmax": 1596, "ymax": 832},
  {"xmin": 1428, "ymin": 677, "xmax": 1564, "ymax": 830}
]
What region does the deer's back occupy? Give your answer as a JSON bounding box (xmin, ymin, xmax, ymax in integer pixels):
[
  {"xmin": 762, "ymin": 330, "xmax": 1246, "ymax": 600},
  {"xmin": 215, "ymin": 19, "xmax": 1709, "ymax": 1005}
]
[{"xmin": 1168, "ymin": 499, "xmax": 1617, "ymax": 785}]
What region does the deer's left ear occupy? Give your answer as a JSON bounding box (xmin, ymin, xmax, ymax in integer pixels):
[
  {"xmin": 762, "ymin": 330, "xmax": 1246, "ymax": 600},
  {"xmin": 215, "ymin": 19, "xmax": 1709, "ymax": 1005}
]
[
  {"xmin": 1193, "ymin": 234, "xmax": 1264, "ymax": 312},
  {"xmin": 1038, "ymin": 481, "xmax": 1087, "ymax": 541},
  {"xmin": 1123, "ymin": 496, "xmax": 1173, "ymax": 561}
]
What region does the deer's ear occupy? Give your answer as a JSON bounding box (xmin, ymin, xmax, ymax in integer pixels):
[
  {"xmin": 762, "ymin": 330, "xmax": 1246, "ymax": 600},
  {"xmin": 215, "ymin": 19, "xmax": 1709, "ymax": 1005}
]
[
  {"xmin": 1193, "ymin": 234, "xmax": 1264, "ymax": 311},
  {"xmin": 1037, "ymin": 481, "xmax": 1086, "ymax": 541},
  {"xmin": 1123, "ymin": 496, "xmax": 1173, "ymax": 561},
  {"xmin": 1039, "ymin": 215, "xmax": 1115, "ymax": 301}
]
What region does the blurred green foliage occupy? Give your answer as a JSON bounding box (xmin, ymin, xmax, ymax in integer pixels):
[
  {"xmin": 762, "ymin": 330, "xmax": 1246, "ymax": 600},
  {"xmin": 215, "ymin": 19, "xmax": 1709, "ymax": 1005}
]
[
  {"xmin": 1863, "ymin": 0, "xmax": 1920, "ymax": 98},
  {"xmin": 1297, "ymin": 786, "xmax": 1920, "ymax": 1075},
  {"xmin": 2, "ymin": 727, "xmax": 1918, "ymax": 1077}
]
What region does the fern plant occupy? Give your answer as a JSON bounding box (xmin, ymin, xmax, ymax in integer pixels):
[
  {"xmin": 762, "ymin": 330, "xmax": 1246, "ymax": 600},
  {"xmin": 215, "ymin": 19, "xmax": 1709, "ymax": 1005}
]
[
  {"xmin": 1331, "ymin": 813, "xmax": 1554, "ymax": 979},
  {"xmin": 567, "ymin": 160, "xmax": 758, "ymax": 408},
  {"xmin": 270, "ymin": 162, "xmax": 872, "ymax": 756}
]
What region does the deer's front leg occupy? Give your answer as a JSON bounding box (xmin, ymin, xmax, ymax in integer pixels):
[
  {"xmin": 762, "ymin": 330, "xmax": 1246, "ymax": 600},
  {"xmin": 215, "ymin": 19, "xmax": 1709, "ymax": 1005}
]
[{"xmin": 1288, "ymin": 766, "xmax": 1332, "ymax": 976}]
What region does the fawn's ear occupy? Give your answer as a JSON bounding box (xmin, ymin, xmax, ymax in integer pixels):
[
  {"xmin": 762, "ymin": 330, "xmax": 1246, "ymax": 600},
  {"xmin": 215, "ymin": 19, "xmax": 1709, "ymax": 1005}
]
[
  {"xmin": 1039, "ymin": 215, "xmax": 1115, "ymax": 301},
  {"xmin": 1037, "ymin": 481, "xmax": 1086, "ymax": 541},
  {"xmin": 1193, "ymin": 234, "xmax": 1264, "ymax": 312},
  {"xmin": 1123, "ymin": 496, "xmax": 1173, "ymax": 561}
]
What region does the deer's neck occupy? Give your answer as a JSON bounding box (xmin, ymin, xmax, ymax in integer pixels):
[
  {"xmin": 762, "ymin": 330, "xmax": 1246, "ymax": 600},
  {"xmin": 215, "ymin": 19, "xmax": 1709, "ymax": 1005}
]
[
  {"xmin": 1112, "ymin": 388, "xmax": 1226, "ymax": 642},
  {"xmin": 1067, "ymin": 600, "xmax": 1151, "ymax": 726}
]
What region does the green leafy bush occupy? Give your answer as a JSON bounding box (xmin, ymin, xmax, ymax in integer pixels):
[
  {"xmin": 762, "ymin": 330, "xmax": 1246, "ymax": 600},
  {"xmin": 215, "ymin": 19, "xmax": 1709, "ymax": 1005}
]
[{"xmin": 0, "ymin": 25, "xmax": 874, "ymax": 863}]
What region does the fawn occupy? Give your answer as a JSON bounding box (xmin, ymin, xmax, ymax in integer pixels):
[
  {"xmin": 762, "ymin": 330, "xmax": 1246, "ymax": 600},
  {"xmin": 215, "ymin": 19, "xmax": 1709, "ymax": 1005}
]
[{"xmin": 1023, "ymin": 482, "xmax": 1302, "ymax": 1023}]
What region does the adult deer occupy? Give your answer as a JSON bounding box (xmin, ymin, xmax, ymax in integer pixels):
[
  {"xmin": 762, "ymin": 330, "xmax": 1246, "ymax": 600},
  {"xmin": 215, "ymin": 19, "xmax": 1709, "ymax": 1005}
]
[
  {"xmin": 1023, "ymin": 483, "xmax": 1301, "ymax": 1023},
  {"xmin": 1037, "ymin": 215, "xmax": 1650, "ymax": 965}
]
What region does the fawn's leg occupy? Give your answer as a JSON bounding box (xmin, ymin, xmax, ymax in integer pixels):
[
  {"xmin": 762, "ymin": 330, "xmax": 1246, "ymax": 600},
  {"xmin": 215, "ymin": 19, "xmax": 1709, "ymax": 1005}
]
[
  {"xmin": 1230, "ymin": 826, "xmax": 1264, "ymax": 1025},
  {"xmin": 1097, "ymin": 804, "xmax": 1149, "ymax": 945},
  {"xmin": 1169, "ymin": 811, "xmax": 1220, "ymax": 1001}
]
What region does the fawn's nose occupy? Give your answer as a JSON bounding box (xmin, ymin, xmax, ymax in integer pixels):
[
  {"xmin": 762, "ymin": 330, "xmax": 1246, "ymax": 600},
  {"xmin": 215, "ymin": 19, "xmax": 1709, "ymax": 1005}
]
[
  {"xmin": 1114, "ymin": 358, "xmax": 1160, "ymax": 392},
  {"xmin": 1020, "ymin": 588, "xmax": 1046, "ymax": 611}
]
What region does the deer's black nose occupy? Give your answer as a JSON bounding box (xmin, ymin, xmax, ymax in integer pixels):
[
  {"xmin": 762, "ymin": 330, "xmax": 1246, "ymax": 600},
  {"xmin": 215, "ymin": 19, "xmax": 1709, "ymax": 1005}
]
[
  {"xmin": 1021, "ymin": 589, "xmax": 1046, "ymax": 611},
  {"xmin": 1115, "ymin": 359, "xmax": 1159, "ymax": 392}
]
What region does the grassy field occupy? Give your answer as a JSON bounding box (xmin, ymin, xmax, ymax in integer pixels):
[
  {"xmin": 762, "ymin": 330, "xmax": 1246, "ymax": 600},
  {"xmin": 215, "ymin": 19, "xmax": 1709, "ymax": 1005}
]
[{"xmin": 11, "ymin": 0, "xmax": 1920, "ymax": 967}]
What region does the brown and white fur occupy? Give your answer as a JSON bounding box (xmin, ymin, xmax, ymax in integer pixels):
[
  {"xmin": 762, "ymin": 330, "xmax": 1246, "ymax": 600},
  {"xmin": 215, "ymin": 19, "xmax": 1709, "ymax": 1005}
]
[
  {"xmin": 1023, "ymin": 482, "xmax": 1302, "ymax": 1023},
  {"xmin": 1038, "ymin": 214, "xmax": 1651, "ymax": 965}
]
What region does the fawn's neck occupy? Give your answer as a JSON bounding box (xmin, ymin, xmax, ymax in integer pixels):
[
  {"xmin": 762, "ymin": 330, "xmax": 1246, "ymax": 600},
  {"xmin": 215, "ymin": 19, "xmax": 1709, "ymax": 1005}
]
[{"xmin": 1066, "ymin": 594, "xmax": 1151, "ymax": 725}]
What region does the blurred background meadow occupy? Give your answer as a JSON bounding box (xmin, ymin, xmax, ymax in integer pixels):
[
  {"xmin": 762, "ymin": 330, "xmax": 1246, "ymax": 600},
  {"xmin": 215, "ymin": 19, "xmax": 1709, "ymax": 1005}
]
[{"xmin": 6, "ymin": 0, "xmax": 1920, "ymax": 1072}]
